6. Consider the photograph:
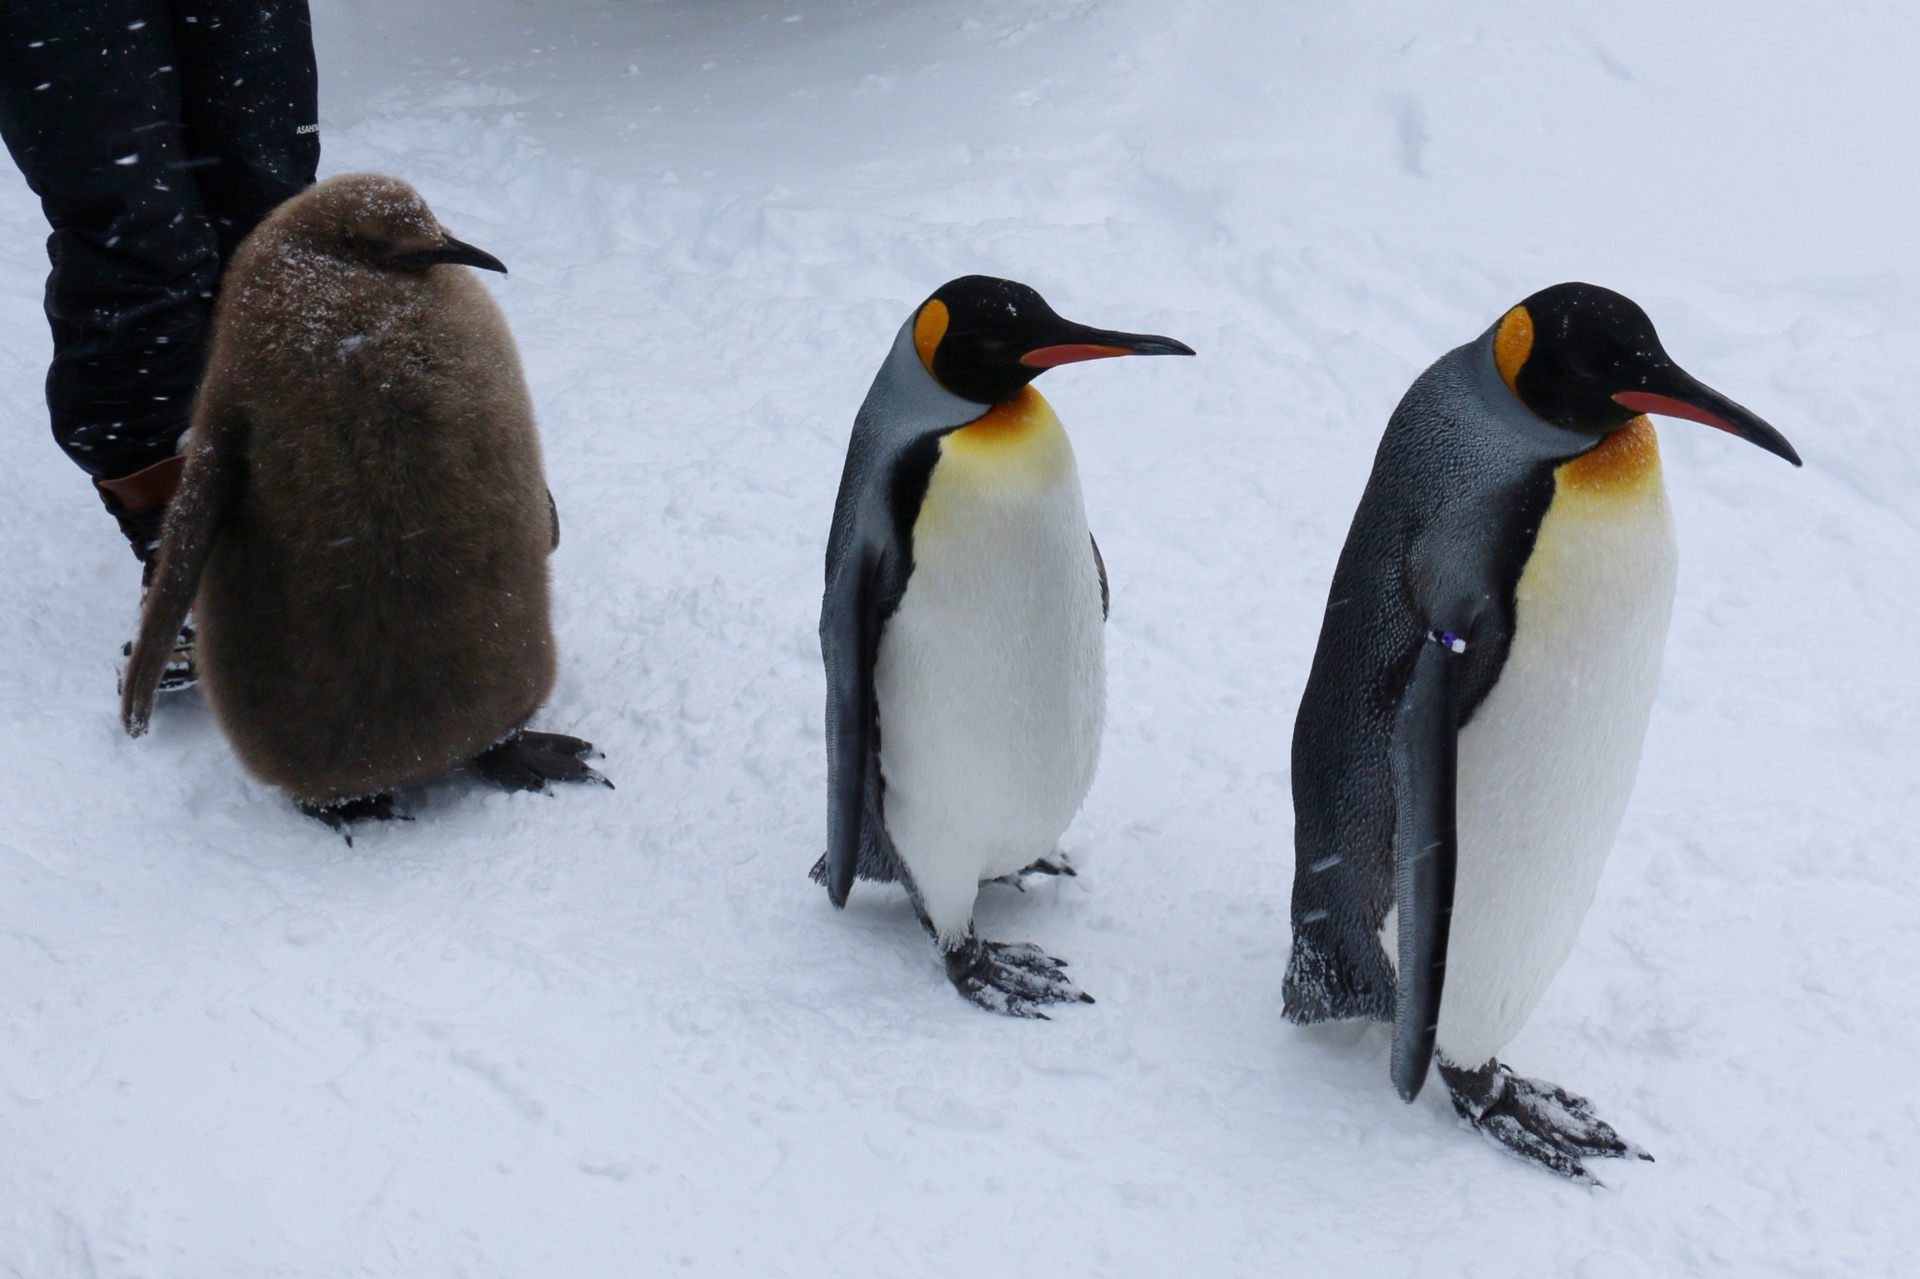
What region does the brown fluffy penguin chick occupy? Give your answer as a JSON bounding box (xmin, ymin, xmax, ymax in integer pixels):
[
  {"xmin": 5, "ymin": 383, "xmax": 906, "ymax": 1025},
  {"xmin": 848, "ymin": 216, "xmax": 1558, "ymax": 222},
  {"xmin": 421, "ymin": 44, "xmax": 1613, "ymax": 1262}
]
[{"xmin": 122, "ymin": 172, "xmax": 606, "ymax": 827}]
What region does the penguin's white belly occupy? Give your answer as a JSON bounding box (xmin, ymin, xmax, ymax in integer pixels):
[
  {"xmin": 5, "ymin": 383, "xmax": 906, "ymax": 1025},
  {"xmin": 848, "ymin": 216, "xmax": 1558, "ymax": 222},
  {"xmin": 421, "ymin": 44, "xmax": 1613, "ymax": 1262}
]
[
  {"xmin": 1436, "ymin": 421, "xmax": 1677, "ymax": 1067},
  {"xmin": 874, "ymin": 389, "xmax": 1106, "ymax": 945}
]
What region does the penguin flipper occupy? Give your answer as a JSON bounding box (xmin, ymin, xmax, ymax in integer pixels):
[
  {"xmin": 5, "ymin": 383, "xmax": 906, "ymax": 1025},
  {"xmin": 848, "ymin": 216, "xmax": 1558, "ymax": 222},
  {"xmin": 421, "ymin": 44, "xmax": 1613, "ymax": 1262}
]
[
  {"xmin": 121, "ymin": 405, "xmax": 247, "ymax": 737},
  {"xmin": 1091, "ymin": 533, "xmax": 1108, "ymax": 620},
  {"xmin": 822, "ymin": 540, "xmax": 883, "ymax": 908},
  {"xmin": 1388, "ymin": 633, "xmax": 1461, "ymax": 1103}
]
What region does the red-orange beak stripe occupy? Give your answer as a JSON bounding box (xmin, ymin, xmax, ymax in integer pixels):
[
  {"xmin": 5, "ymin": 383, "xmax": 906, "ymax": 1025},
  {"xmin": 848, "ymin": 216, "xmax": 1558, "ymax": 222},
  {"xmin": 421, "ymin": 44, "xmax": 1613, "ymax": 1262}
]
[
  {"xmin": 1019, "ymin": 343, "xmax": 1135, "ymax": 368},
  {"xmin": 1613, "ymin": 390, "xmax": 1741, "ymax": 436}
]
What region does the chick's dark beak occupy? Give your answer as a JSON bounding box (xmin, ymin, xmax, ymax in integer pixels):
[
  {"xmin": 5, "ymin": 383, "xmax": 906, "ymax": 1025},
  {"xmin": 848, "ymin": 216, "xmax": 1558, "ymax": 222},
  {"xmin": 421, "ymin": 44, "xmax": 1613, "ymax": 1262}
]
[
  {"xmin": 392, "ymin": 234, "xmax": 509, "ymax": 274},
  {"xmin": 1612, "ymin": 370, "xmax": 1800, "ymax": 467}
]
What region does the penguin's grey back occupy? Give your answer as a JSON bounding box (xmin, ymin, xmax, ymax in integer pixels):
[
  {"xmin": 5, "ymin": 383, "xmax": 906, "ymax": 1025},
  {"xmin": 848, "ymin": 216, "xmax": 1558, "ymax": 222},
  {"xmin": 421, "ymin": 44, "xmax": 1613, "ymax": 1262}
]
[
  {"xmin": 1285, "ymin": 330, "xmax": 1596, "ymax": 1021},
  {"xmin": 192, "ymin": 201, "xmax": 554, "ymax": 802},
  {"xmin": 823, "ymin": 319, "xmax": 987, "ymax": 594}
]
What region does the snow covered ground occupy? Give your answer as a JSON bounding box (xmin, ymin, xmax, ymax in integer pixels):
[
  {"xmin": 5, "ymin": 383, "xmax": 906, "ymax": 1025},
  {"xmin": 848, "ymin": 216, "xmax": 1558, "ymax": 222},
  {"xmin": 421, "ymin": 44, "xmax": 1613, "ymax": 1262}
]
[{"xmin": 4, "ymin": 0, "xmax": 1918, "ymax": 1273}]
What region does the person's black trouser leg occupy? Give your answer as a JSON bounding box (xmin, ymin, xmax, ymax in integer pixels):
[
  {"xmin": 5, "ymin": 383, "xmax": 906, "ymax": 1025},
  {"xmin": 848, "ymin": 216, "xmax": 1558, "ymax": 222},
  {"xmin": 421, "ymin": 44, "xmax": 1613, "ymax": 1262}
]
[
  {"xmin": 171, "ymin": 1, "xmax": 321, "ymax": 262},
  {"xmin": 0, "ymin": 0, "xmax": 317, "ymax": 550}
]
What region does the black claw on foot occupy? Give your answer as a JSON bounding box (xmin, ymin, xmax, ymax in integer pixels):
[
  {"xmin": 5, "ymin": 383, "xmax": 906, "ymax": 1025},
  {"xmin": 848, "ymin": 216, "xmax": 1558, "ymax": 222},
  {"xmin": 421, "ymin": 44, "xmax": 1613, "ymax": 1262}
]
[
  {"xmin": 942, "ymin": 933, "xmax": 1094, "ymax": 1019},
  {"xmin": 471, "ymin": 729, "xmax": 612, "ymax": 793},
  {"xmin": 988, "ymin": 852, "xmax": 1078, "ymax": 890},
  {"xmin": 1439, "ymin": 1058, "xmax": 1651, "ymax": 1183},
  {"xmin": 299, "ymin": 793, "xmax": 410, "ymax": 845}
]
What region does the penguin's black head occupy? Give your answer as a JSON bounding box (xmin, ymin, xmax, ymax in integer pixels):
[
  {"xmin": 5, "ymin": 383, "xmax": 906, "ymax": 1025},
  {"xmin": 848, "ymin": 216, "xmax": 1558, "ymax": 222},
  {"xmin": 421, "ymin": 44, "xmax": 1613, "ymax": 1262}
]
[
  {"xmin": 1494, "ymin": 282, "xmax": 1799, "ymax": 465},
  {"xmin": 297, "ymin": 172, "xmax": 509, "ymax": 276},
  {"xmin": 911, "ymin": 275, "xmax": 1193, "ymax": 405}
]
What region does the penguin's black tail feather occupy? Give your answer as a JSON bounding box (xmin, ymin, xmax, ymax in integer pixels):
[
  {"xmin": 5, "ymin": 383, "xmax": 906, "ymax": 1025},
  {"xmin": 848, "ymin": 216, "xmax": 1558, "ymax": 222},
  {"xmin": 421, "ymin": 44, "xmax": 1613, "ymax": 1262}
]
[
  {"xmin": 1282, "ymin": 937, "xmax": 1394, "ymax": 1026},
  {"xmin": 809, "ymin": 822, "xmax": 903, "ymax": 893}
]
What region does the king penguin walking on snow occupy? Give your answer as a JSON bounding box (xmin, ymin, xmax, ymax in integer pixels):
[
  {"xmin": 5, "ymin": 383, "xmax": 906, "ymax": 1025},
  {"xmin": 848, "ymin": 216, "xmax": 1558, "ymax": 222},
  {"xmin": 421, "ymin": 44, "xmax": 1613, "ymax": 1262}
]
[
  {"xmin": 1286, "ymin": 282, "xmax": 1799, "ymax": 1179},
  {"xmin": 815, "ymin": 276, "xmax": 1192, "ymax": 1016}
]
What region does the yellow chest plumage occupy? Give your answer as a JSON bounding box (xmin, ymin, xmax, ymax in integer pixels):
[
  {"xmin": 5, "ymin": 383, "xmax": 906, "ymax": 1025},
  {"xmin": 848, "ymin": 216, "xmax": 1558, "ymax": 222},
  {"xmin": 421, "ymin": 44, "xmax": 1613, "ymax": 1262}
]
[
  {"xmin": 1433, "ymin": 414, "xmax": 1679, "ymax": 1066},
  {"xmin": 913, "ymin": 386, "xmax": 1074, "ymax": 536},
  {"xmin": 875, "ymin": 382, "xmax": 1105, "ymax": 944},
  {"xmin": 1553, "ymin": 415, "xmax": 1662, "ymax": 501},
  {"xmin": 1521, "ymin": 415, "xmax": 1671, "ymax": 620}
]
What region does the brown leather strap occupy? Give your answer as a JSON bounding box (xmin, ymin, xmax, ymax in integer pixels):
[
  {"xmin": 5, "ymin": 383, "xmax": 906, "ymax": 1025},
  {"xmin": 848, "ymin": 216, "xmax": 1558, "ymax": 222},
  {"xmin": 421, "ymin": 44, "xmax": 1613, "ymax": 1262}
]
[{"xmin": 95, "ymin": 452, "xmax": 185, "ymax": 513}]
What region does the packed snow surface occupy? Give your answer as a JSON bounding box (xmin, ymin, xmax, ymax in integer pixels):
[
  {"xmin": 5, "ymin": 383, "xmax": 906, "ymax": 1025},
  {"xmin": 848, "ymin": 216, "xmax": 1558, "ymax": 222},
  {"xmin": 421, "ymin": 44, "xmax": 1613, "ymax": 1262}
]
[{"xmin": 4, "ymin": 1, "xmax": 1918, "ymax": 1274}]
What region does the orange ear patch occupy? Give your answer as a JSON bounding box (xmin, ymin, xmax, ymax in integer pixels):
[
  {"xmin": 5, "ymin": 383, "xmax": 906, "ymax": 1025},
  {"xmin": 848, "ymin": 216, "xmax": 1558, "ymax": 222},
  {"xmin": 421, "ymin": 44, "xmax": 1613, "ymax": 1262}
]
[
  {"xmin": 1556, "ymin": 416, "xmax": 1661, "ymax": 494},
  {"xmin": 914, "ymin": 299, "xmax": 950, "ymax": 373},
  {"xmin": 1494, "ymin": 304, "xmax": 1533, "ymax": 396}
]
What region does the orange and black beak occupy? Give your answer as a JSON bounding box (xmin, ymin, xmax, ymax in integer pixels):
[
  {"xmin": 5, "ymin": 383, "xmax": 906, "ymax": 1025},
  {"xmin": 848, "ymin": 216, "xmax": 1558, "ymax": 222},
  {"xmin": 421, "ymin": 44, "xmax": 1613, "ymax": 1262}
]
[
  {"xmin": 1020, "ymin": 326, "xmax": 1194, "ymax": 368},
  {"xmin": 1613, "ymin": 370, "xmax": 1800, "ymax": 467}
]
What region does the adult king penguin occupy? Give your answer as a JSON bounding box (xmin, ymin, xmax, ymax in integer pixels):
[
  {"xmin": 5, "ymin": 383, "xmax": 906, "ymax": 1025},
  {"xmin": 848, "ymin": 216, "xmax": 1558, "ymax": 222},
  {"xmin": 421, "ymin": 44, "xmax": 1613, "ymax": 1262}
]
[
  {"xmin": 122, "ymin": 173, "xmax": 606, "ymax": 832},
  {"xmin": 815, "ymin": 275, "xmax": 1192, "ymax": 1016},
  {"xmin": 1286, "ymin": 282, "xmax": 1799, "ymax": 1179}
]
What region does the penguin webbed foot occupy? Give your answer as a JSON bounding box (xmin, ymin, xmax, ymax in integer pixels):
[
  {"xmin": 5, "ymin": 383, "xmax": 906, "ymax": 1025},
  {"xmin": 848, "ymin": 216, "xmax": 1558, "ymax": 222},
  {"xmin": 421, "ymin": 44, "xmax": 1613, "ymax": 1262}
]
[
  {"xmin": 943, "ymin": 933, "xmax": 1093, "ymax": 1019},
  {"xmin": 299, "ymin": 793, "xmax": 410, "ymax": 844},
  {"xmin": 1439, "ymin": 1058, "xmax": 1652, "ymax": 1184},
  {"xmin": 987, "ymin": 851, "xmax": 1078, "ymax": 891},
  {"xmin": 471, "ymin": 730, "xmax": 613, "ymax": 793}
]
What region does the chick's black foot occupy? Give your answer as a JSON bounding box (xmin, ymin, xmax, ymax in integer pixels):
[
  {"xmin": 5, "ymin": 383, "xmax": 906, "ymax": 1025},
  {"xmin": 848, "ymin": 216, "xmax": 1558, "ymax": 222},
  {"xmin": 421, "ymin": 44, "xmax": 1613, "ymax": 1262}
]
[
  {"xmin": 471, "ymin": 730, "xmax": 612, "ymax": 793},
  {"xmin": 1439, "ymin": 1058, "xmax": 1652, "ymax": 1184},
  {"xmin": 943, "ymin": 933, "xmax": 1094, "ymax": 1019},
  {"xmin": 988, "ymin": 851, "xmax": 1078, "ymax": 890},
  {"xmin": 299, "ymin": 793, "xmax": 409, "ymax": 844}
]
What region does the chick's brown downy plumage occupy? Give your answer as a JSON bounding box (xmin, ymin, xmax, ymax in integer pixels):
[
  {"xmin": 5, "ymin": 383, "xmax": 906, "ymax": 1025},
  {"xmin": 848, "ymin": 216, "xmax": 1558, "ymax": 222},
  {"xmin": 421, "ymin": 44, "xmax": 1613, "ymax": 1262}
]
[{"xmin": 123, "ymin": 172, "xmax": 589, "ymax": 808}]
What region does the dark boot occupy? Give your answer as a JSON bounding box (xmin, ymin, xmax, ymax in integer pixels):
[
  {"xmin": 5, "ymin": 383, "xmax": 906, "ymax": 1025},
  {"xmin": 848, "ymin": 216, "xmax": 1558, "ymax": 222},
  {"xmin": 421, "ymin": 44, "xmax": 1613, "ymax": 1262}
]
[{"xmin": 96, "ymin": 453, "xmax": 184, "ymax": 566}]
